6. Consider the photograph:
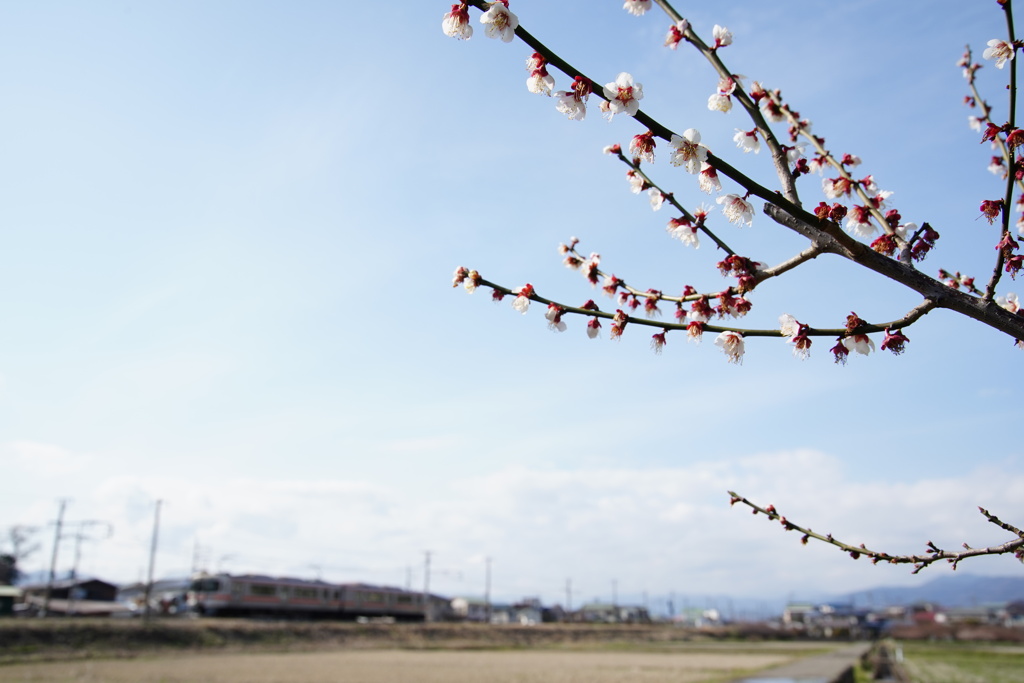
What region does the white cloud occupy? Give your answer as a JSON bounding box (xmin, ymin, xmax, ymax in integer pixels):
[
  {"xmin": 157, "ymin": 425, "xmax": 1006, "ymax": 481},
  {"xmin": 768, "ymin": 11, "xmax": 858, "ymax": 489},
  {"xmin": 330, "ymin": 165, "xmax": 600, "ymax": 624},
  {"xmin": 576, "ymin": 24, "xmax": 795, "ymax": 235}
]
[
  {"xmin": 17, "ymin": 450, "xmax": 1022, "ymax": 605},
  {"xmin": 7, "ymin": 440, "xmax": 93, "ymax": 476}
]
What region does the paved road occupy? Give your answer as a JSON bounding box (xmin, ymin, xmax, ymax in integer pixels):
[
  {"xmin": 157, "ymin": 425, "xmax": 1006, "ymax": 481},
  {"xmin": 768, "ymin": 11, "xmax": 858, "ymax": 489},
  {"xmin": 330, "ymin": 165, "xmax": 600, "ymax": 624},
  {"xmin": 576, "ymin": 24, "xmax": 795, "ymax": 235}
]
[{"xmin": 732, "ymin": 642, "xmax": 873, "ymax": 683}]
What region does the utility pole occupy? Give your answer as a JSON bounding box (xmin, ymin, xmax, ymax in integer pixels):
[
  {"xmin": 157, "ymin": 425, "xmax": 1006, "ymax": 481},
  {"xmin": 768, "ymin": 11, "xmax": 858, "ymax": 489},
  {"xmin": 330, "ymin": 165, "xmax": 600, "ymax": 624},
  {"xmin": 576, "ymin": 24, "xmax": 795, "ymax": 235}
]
[
  {"xmin": 484, "ymin": 557, "xmax": 492, "ymax": 624},
  {"xmin": 66, "ymin": 522, "xmax": 113, "ymax": 616},
  {"xmin": 142, "ymin": 500, "xmax": 162, "ymax": 623},
  {"xmin": 42, "ymin": 499, "xmax": 69, "ymax": 617},
  {"xmin": 565, "ymin": 578, "xmax": 572, "ymax": 618},
  {"xmin": 422, "ymin": 551, "xmax": 431, "ymax": 623}
]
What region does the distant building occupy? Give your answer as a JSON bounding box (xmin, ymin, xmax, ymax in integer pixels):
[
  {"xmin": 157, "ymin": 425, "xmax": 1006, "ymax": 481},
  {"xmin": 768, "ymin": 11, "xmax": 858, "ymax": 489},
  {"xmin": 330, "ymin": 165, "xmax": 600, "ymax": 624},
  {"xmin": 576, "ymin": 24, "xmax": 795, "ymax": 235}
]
[
  {"xmin": 577, "ymin": 602, "xmax": 651, "ymax": 624},
  {"xmin": 451, "ymin": 596, "xmax": 490, "ymax": 622},
  {"xmin": 0, "ymin": 585, "xmax": 21, "ymax": 616},
  {"xmin": 19, "ymin": 578, "xmax": 128, "ymax": 616}
]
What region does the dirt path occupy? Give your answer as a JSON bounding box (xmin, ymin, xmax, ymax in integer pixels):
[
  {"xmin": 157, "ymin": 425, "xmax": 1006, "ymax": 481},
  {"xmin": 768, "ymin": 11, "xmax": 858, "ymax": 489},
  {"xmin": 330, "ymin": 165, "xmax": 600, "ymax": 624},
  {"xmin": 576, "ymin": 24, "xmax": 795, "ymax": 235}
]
[{"xmin": 0, "ymin": 648, "xmax": 794, "ymax": 683}]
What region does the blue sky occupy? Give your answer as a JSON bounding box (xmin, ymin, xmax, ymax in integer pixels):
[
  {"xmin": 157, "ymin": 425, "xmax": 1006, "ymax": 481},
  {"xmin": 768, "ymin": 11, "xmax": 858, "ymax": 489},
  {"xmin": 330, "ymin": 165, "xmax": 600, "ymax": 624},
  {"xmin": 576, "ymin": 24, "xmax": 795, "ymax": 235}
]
[{"xmin": 1, "ymin": 0, "xmax": 1021, "ymax": 609}]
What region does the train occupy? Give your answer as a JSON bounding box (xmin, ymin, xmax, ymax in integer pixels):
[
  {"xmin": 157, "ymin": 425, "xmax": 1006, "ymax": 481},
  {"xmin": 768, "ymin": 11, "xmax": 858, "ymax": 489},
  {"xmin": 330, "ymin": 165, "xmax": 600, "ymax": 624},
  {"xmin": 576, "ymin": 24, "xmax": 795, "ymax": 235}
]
[{"xmin": 186, "ymin": 573, "xmax": 427, "ymax": 621}]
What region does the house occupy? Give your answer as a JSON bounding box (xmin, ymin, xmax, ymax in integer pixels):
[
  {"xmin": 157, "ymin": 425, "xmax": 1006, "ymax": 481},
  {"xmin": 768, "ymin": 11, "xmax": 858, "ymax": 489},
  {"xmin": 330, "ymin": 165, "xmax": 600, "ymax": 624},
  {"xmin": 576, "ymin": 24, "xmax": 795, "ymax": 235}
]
[
  {"xmin": 577, "ymin": 602, "xmax": 651, "ymax": 624},
  {"xmin": 0, "ymin": 585, "xmax": 21, "ymax": 616},
  {"xmin": 19, "ymin": 578, "xmax": 129, "ymax": 616},
  {"xmin": 451, "ymin": 596, "xmax": 491, "ymax": 622}
]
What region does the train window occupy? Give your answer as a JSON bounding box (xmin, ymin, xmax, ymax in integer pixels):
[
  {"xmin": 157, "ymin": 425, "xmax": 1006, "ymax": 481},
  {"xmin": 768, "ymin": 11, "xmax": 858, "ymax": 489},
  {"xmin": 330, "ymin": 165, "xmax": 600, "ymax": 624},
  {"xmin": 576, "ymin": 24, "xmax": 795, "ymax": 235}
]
[
  {"xmin": 189, "ymin": 578, "xmax": 221, "ymax": 592},
  {"xmin": 396, "ymin": 594, "xmax": 414, "ymax": 604},
  {"xmin": 293, "ymin": 587, "xmax": 317, "ymax": 599},
  {"xmin": 250, "ymin": 584, "xmax": 277, "ymax": 596}
]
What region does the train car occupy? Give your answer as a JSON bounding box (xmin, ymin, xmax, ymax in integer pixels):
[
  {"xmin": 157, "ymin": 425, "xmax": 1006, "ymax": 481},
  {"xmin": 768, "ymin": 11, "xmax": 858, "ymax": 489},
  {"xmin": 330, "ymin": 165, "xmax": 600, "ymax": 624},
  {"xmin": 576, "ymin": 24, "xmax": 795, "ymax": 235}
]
[
  {"xmin": 338, "ymin": 583, "xmax": 426, "ymax": 622},
  {"xmin": 186, "ymin": 573, "xmax": 343, "ymax": 618},
  {"xmin": 186, "ymin": 573, "xmax": 426, "ymax": 621}
]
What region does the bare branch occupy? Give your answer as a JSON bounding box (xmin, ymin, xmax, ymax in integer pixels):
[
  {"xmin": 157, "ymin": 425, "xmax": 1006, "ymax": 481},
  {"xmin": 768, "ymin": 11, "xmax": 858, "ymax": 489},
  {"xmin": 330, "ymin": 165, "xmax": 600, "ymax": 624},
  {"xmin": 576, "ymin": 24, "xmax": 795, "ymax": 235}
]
[{"xmin": 728, "ymin": 492, "xmax": 1024, "ymax": 572}]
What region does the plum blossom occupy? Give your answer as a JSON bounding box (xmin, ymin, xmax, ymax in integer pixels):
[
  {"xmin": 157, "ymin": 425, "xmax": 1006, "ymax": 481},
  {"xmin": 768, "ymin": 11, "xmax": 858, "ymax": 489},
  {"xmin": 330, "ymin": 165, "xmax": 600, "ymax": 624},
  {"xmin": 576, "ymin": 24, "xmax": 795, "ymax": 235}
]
[
  {"xmin": 665, "ymin": 20, "xmax": 689, "ymax": 49},
  {"xmin": 989, "ymin": 156, "xmax": 1008, "ymax": 178},
  {"xmin": 980, "ymin": 199, "xmax": 1004, "ymax": 224},
  {"xmin": 586, "ymin": 317, "xmax": 601, "ymax": 339},
  {"xmin": 442, "ymin": 3, "xmax": 473, "ymax": 40},
  {"xmin": 714, "ymin": 330, "xmax": 745, "ymax": 364},
  {"xmin": 779, "ymin": 315, "xmax": 812, "ymax": 359},
  {"xmin": 602, "ymin": 72, "xmax": 644, "ymax": 120},
  {"xmin": 648, "ymin": 188, "xmax": 666, "ymax": 211},
  {"xmin": 778, "ymin": 313, "xmax": 800, "ymax": 337},
  {"xmin": 511, "ymin": 283, "xmax": 534, "ymax": 313},
  {"xmin": 610, "ymin": 309, "xmax": 628, "ymax": 340},
  {"xmin": 667, "ymin": 216, "xmax": 699, "ymax": 248},
  {"xmin": 983, "ymin": 38, "xmax": 1016, "ymax": 69},
  {"xmin": 733, "ymin": 128, "xmax": 760, "ymax": 153},
  {"xmin": 845, "ymin": 205, "xmax": 875, "ymax": 238},
  {"xmin": 880, "ymin": 327, "xmax": 909, "ymax": 355},
  {"xmin": 650, "ymin": 329, "xmax": 667, "ymax": 354},
  {"xmin": 842, "ymin": 333, "xmax": 875, "ymax": 356},
  {"xmin": 708, "ymin": 92, "xmax": 732, "ymax": 113},
  {"xmin": 622, "ymin": 0, "xmax": 651, "ymax": 16},
  {"xmin": 712, "ymin": 25, "xmax": 732, "ymax": 50},
  {"xmin": 525, "ymin": 53, "xmax": 554, "ymax": 95},
  {"xmin": 480, "ymin": 1, "xmax": 518, "ymax": 43},
  {"xmin": 545, "ymin": 304, "xmax": 567, "ymax": 332},
  {"xmin": 629, "ymin": 131, "xmax": 656, "ymax": 163},
  {"xmin": 668, "ymin": 128, "xmax": 707, "ymax": 173},
  {"xmin": 698, "ymin": 163, "xmax": 721, "ymax": 194},
  {"xmin": 717, "ymin": 194, "xmax": 754, "ymax": 227},
  {"xmin": 553, "ymin": 76, "xmax": 592, "ymax": 121},
  {"xmin": 626, "ymin": 169, "xmax": 645, "ymax": 193},
  {"xmin": 997, "ymin": 292, "xmax": 1020, "ymax": 312}
]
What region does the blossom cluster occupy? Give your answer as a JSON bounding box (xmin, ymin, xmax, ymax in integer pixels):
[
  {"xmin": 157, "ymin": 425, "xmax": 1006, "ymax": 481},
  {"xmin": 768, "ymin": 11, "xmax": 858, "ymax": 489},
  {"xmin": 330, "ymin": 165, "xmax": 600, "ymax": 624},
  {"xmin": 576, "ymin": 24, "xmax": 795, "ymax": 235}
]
[{"xmin": 444, "ymin": 1, "xmax": 1024, "ymax": 362}]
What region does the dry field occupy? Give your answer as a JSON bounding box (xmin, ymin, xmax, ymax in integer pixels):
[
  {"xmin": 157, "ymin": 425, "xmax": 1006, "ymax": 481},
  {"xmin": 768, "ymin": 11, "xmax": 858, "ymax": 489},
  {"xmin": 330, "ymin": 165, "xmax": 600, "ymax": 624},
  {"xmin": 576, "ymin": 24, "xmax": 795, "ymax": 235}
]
[{"xmin": 0, "ymin": 648, "xmax": 798, "ymax": 683}]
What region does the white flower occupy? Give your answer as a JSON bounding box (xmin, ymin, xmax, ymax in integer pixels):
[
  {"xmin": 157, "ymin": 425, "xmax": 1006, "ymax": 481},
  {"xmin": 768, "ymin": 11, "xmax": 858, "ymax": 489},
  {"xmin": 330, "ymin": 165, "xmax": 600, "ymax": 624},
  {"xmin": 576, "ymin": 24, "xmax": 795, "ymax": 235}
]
[
  {"xmin": 480, "ymin": 2, "xmax": 519, "ymax": 43},
  {"xmin": 733, "ymin": 128, "xmax": 760, "ymax": 154},
  {"xmin": 648, "ymin": 188, "xmax": 665, "ymax": 211},
  {"xmin": 554, "ymin": 91, "xmax": 587, "ymax": 120},
  {"xmin": 527, "ymin": 72, "xmax": 554, "ymax": 95},
  {"xmin": 442, "ymin": 4, "xmax": 473, "ymax": 40},
  {"xmin": 626, "ymin": 169, "xmax": 645, "ymax": 194},
  {"xmin": 667, "ymin": 217, "xmax": 700, "ymax": 249},
  {"xmin": 707, "ymin": 92, "xmax": 732, "ymax": 113},
  {"xmin": 602, "ymin": 72, "xmax": 644, "ymax": 120},
  {"xmin": 968, "ymin": 115, "xmax": 983, "ymax": 132},
  {"xmin": 545, "ymin": 304, "xmax": 567, "ymax": 332},
  {"xmin": 842, "ymin": 334, "xmax": 875, "ymax": 356},
  {"xmin": 786, "ymin": 143, "xmax": 806, "ymax": 164},
  {"xmin": 778, "ymin": 314, "xmax": 800, "ymax": 337},
  {"xmin": 717, "ymin": 194, "xmax": 754, "ymax": 227},
  {"xmin": 845, "ymin": 206, "xmax": 875, "ymax": 238},
  {"xmin": 712, "ymin": 25, "xmax": 733, "ymax": 49},
  {"xmin": 894, "ymin": 222, "xmax": 916, "ymax": 242},
  {"xmin": 698, "ymin": 163, "xmax": 721, "ymax": 194},
  {"xmin": 989, "ymin": 157, "xmax": 1008, "ymax": 178},
  {"xmin": 983, "ymin": 39, "xmax": 1016, "ymax": 69},
  {"xmin": 668, "ymin": 128, "xmax": 707, "ymax": 174},
  {"xmin": 997, "ymin": 292, "xmax": 1020, "ymax": 313},
  {"xmin": 714, "ymin": 330, "xmax": 745, "ymax": 364},
  {"xmin": 622, "ymin": 0, "xmax": 652, "ymax": 16},
  {"xmin": 665, "ymin": 20, "xmax": 689, "ymax": 49},
  {"xmin": 511, "ymin": 283, "xmax": 534, "ymax": 314}
]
